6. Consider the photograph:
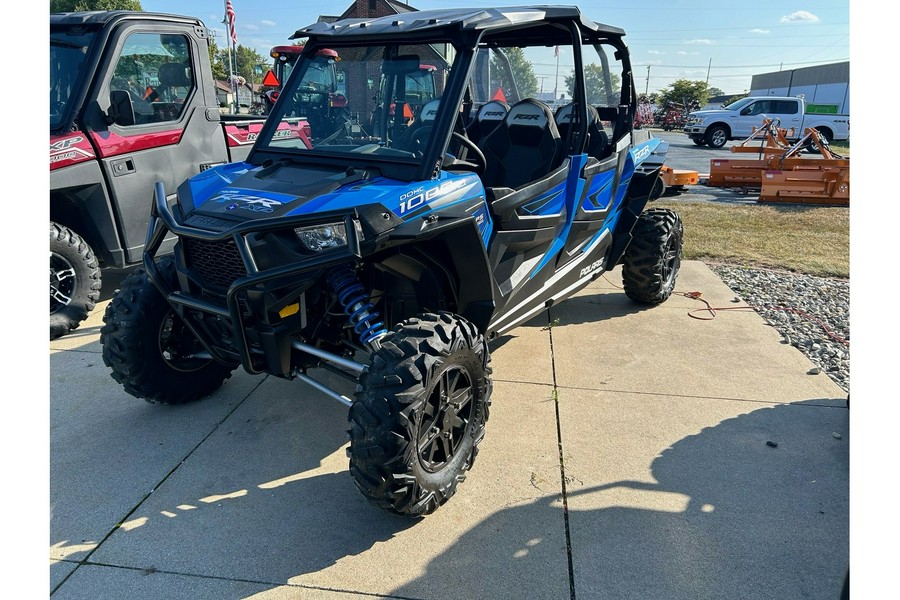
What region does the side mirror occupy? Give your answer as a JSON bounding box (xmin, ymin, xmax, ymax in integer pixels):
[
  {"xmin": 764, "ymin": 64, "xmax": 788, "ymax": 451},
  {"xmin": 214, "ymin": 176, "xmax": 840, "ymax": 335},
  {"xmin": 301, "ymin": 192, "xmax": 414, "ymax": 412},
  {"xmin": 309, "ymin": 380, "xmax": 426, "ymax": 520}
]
[{"xmin": 107, "ymin": 90, "xmax": 136, "ymax": 126}]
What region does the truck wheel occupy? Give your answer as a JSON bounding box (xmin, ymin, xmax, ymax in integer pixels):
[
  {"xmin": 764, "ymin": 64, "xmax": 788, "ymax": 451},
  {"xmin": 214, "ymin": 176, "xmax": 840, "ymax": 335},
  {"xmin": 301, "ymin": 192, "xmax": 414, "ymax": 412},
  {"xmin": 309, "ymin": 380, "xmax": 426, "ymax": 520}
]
[
  {"xmin": 622, "ymin": 208, "xmax": 683, "ymax": 304},
  {"xmin": 705, "ymin": 125, "xmax": 729, "ymax": 149},
  {"xmin": 100, "ymin": 257, "xmax": 235, "ymax": 405},
  {"xmin": 50, "ymin": 222, "xmax": 101, "ymax": 340},
  {"xmin": 348, "ymin": 312, "xmax": 492, "ymax": 517},
  {"xmin": 806, "ymin": 128, "xmax": 833, "ymax": 154}
]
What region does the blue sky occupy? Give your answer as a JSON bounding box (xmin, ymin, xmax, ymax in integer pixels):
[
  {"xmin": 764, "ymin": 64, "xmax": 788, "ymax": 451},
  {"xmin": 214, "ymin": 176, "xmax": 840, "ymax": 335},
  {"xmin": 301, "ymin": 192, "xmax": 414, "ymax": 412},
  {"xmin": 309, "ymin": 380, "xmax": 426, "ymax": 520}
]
[{"xmin": 139, "ymin": 0, "xmax": 850, "ymax": 95}]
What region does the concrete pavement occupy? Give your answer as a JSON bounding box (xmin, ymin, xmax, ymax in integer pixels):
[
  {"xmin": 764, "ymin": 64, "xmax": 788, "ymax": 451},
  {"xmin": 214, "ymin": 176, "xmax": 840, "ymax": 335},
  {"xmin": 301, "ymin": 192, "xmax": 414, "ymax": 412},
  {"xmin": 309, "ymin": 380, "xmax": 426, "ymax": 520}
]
[{"xmin": 50, "ymin": 261, "xmax": 849, "ymax": 599}]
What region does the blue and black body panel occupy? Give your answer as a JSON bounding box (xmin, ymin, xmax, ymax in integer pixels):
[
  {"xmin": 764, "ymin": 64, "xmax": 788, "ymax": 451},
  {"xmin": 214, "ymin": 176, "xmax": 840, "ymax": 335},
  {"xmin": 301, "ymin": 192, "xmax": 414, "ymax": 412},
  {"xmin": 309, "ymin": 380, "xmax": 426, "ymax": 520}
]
[{"xmin": 483, "ymin": 133, "xmax": 666, "ymax": 336}]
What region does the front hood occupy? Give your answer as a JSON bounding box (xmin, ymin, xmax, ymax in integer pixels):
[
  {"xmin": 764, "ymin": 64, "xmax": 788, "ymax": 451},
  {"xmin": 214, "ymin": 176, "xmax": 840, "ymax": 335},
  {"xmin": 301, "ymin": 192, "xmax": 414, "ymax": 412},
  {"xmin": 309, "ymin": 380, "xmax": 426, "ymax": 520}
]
[{"xmin": 178, "ymin": 161, "xmax": 483, "ymax": 225}]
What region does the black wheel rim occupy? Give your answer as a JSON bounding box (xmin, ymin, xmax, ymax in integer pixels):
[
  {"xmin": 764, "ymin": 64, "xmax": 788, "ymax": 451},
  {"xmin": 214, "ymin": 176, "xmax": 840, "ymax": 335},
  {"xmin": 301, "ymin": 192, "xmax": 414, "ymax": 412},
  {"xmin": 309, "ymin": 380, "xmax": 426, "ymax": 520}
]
[
  {"xmin": 158, "ymin": 311, "xmax": 211, "ymax": 372},
  {"xmin": 661, "ymin": 233, "xmax": 681, "ymax": 287},
  {"xmin": 417, "ymin": 364, "xmax": 475, "ymax": 472},
  {"xmin": 50, "ymin": 252, "xmax": 76, "ymax": 314}
]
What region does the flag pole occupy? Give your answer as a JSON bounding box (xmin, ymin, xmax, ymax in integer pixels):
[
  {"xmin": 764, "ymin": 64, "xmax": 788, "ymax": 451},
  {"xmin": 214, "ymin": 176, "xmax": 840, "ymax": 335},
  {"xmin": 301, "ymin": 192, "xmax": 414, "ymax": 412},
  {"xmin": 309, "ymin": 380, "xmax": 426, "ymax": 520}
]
[{"xmin": 224, "ymin": 1, "xmax": 237, "ymax": 113}]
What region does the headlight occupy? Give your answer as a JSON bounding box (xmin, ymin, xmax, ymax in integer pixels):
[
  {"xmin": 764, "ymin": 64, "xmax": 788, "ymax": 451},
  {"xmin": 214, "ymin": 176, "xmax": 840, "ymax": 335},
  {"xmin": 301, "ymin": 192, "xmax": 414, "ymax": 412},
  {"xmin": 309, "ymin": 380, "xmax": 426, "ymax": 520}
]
[{"xmin": 294, "ymin": 222, "xmax": 348, "ymax": 252}]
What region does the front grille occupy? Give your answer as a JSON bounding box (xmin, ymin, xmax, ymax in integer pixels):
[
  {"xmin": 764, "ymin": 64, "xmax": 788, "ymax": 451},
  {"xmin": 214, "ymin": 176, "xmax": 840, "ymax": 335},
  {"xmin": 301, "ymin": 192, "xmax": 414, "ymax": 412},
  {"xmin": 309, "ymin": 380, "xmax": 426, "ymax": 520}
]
[{"xmin": 184, "ymin": 238, "xmax": 246, "ymax": 292}]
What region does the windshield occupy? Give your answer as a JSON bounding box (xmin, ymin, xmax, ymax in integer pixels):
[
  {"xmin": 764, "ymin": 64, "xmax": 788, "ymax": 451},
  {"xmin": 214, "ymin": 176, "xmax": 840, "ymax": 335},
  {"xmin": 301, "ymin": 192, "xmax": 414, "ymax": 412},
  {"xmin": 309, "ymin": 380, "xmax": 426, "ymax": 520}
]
[
  {"xmin": 51, "ymin": 27, "xmax": 97, "ymax": 130},
  {"xmin": 723, "ymin": 97, "xmax": 752, "ymax": 111},
  {"xmin": 258, "ymin": 43, "xmax": 451, "ymax": 164}
]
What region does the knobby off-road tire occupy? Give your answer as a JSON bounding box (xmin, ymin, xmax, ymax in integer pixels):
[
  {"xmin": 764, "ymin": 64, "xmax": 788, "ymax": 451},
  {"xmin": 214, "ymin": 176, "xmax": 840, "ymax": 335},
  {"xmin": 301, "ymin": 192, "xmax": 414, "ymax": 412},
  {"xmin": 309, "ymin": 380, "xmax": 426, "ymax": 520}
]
[
  {"xmin": 100, "ymin": 257, "xmax": 235, "ymax": 404},
  {"xmin": 622, "ymin": 208, "xmax": 684, "ymax": 304},
  {"xmin": 50, "ymin": 222, "xmax": 101, "ymax": 340},
  {"xmin": 348, "ymin": 312, "xmax": 492, "ymax": 517}
]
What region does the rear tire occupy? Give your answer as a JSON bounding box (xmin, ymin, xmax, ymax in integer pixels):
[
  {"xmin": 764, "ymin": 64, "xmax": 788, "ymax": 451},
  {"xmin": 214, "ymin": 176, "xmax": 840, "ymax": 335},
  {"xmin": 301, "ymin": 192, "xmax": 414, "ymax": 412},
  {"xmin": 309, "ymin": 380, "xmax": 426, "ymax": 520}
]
[
  {"xmin": 348, "ymin": 312, "xmax": 492, "ymax": 517},
  {"xmin": 50, "ymin": 222, "xmax": 101, "ymax": 340},
  {"xmin": 100, "ymin": 257, "xmax": 235, "ymax": 404},
  {"xmin": 622, "ymin": 208, "xmax": 684, "ymax": 304},
  {"xmin": 805, "ymin": 127, "xmax": 833, "ymax": 154}
]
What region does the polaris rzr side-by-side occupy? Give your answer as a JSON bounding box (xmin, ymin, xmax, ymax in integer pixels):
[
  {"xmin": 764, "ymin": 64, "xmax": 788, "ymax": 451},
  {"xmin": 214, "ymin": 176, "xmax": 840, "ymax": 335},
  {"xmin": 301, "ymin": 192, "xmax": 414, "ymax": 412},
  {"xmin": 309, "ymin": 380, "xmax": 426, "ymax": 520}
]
[{"xmin": 101, "ymin": 6, "xmax": 683, "ymax": 517}]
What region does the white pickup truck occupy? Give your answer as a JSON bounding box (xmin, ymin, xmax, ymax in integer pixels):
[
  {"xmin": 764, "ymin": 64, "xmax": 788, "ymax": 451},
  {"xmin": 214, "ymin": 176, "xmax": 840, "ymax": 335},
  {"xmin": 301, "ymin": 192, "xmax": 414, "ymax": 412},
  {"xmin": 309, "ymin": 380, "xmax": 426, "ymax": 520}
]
[{"xmin": 683, "ymin": 96, "xmax": 849, "ymax": 149}]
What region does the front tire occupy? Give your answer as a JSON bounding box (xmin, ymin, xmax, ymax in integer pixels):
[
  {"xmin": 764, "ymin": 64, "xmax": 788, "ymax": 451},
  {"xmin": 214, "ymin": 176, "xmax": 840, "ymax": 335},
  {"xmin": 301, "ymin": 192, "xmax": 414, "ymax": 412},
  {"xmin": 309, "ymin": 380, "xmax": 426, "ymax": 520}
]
[
  {"xmin": 705, "ymin": 124, "xmax": 729, "ymax": 149},
  {"xmin": 100, "ymin": 257, "xmax": 235, "ymax": 404},
  {"xmin": 348, "ymin": 312, "xmax": 492, "ymax": 517},
  {"xmin": 50, "ymin": 222, "xmax": 101, "ymax": 340},
  {"xmin": 622, "ymin": 208, "xmax": 684, "ymax": 304}
]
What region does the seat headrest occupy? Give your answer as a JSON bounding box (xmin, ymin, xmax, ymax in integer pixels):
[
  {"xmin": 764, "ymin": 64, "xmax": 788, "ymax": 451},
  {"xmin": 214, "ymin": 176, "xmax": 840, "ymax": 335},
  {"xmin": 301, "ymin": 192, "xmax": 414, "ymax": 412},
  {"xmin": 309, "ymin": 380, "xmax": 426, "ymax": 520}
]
[
  {"xmin": 158, "ymin": 63, "xmax": 190, "ymax": 87},
  {"xmin": 555, "ymin": 103, "xmax": 599, "ymax": 125},
  {"xmin": 477, "ymin": 100, "xmax": 509, "ymax": 123},
  {"xmin": 506, "ymin": 99, "xmax": 555, "ymax": 130},
  {"xmin": 418, "ymin": 98, "xmax": 441, "ymax": 123}
]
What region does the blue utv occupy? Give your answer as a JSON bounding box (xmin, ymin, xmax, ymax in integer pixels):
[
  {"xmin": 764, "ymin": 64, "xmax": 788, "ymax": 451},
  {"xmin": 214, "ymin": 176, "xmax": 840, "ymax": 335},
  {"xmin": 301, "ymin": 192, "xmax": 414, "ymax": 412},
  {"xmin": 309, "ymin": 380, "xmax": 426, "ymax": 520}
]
[{"xmin": 101, "ymin": 6, "xmax": 683, "ymax": 517}]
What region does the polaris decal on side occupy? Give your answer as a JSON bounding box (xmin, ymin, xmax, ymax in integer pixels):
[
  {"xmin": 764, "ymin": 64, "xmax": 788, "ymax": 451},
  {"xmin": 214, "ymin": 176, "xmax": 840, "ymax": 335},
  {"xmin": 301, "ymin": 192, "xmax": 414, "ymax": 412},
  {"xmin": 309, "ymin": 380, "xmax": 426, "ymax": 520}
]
[{"xmin": 579, "ymin": 258, "xmax": 604, "ymax": 278}]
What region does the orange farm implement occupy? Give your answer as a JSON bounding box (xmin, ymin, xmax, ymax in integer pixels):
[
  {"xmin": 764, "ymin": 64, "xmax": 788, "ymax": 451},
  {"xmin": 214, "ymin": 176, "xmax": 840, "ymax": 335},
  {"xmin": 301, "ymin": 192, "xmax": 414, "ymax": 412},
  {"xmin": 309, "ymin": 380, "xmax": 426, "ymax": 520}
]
[{"xmin": 706, "ymin": 119, "xmax": 849, "ymax": 206}]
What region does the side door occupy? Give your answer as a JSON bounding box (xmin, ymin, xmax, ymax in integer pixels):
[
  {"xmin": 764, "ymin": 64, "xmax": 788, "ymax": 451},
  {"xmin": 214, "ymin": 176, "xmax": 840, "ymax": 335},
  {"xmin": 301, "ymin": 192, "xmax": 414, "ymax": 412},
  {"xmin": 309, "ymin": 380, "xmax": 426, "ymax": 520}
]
[
  {"xmin": 90, "ymin": 23, "xmax": 227, "ymax": 263},
  {"xmin": 772, "ymin": 99, "xmax": 803, "ymax": 137},
  {"xmin": 734, "ymin": 99, "xmax": 773, "ymax": 137}
]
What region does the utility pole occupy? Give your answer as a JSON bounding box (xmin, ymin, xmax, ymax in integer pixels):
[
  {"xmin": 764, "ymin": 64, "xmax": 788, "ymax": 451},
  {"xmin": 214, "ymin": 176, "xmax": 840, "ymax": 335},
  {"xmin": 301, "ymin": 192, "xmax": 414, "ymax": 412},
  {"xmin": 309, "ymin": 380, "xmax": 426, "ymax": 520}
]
[
  {"xmin": 705, "ymin": 58, "xmax": 711, "ymax": 85},
  {"xmin": 645, "ymin": 65, "xmax": 650, "ymax": 96},
  {"xmin": 537, "ymin": 75, "xmax": 547, "ymax": 100}
]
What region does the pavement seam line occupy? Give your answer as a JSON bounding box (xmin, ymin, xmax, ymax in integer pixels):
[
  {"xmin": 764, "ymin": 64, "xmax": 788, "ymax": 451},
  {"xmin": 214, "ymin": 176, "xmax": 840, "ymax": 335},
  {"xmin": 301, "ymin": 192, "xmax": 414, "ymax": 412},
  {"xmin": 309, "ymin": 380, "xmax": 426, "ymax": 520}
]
[
  {"xmin": 50, "ymin": 376, "xmax": 269, "ymax": 596},
  {"xmin": 547, "ymin": 308, "xmax": 578, "ymax": 600},
  {"xmin": 66, "ymin": 561, "xmax": 426, "ymax": 600}
]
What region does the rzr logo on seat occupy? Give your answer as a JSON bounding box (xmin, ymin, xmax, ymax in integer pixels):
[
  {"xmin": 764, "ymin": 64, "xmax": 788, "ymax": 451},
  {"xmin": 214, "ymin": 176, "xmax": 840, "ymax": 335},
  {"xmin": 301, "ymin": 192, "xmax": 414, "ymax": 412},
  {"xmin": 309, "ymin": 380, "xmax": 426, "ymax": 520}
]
[
  {"xmin": 484, "ymin": 111, "xmax": 505, "ymax": 118},
  {"xmin": 514, "ymin": 114, "xmax": 541, "ymax": 121}
]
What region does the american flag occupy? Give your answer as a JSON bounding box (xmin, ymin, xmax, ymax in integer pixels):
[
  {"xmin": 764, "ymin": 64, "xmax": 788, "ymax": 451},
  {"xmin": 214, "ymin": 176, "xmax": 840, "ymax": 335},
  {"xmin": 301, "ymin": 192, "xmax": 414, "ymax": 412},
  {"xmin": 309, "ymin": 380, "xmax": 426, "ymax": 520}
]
[{"xmin": 225, "ymin": 0, "xmax": 237, "ymax": 46}]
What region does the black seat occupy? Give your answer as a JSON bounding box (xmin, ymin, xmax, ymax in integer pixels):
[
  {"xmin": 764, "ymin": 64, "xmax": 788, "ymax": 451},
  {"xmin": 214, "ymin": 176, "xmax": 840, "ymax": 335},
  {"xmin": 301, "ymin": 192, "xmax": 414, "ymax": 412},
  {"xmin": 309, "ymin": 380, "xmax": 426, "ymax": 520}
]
[
  {"xmin": 155, "ymin": 62, "xmax": 191, "ymax": 100},
  {"xmin": 466, "ymin": 100, "xmax": 509, "ymax": 145},
  {"xmin": 555, "ymin": 103, "xmax": 609, "ymax": 160},
  {"xmin": 398, "ymin": 97, "xmax": 441, "ymax": 151},
  {"xmin": 480, "ymin": 99, "xmax": 561, "ymax": 189}
]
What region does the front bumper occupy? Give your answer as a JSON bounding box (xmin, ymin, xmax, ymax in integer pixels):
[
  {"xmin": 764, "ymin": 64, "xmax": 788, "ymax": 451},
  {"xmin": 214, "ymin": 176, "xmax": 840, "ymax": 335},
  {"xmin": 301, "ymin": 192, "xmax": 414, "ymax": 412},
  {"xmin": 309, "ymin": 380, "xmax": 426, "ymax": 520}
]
[
  {"xmin": 144, "ymin": 182, "xmax": 365, "ymax": 377},
  {"xmin": 683, "ymin": 124, "xmax": 706, "ymax": 138}
]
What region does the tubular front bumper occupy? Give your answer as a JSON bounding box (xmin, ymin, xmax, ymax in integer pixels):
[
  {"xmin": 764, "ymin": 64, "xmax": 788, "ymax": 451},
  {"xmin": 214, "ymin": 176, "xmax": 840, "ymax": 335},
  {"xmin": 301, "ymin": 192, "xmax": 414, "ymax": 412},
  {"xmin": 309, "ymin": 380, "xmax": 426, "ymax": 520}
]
[{"xmin": 144, "ymin": 182, "xmax": 365, "ymax": 376}]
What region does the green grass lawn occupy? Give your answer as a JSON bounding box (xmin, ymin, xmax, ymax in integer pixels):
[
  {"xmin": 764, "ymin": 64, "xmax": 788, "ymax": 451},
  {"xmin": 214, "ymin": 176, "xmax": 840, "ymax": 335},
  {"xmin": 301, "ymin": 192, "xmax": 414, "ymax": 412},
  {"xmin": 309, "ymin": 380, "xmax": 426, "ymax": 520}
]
[{"xmin": 654, "ymin": 200, "xmax": 849, "ymax": 278}]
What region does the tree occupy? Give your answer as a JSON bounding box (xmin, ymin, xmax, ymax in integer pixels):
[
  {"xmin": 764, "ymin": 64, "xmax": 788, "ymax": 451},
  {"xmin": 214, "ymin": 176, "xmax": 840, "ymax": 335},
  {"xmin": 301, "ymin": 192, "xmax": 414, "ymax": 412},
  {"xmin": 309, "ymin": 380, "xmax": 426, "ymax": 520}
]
[
  {"xmin": 207, "ymin": 38, "xmax": 227, "ymax": 82},
  {"xmin": 215, "ymin": 44, "xmax": 268, "ymax": 84},
  {"xmin": 707, "ymin": 86, "xmax": 725, "ymax": 98},
  {"xmin": 565, "ymin": 64, "xmax": 621, "ymax": 105},
  {"xmin": 657, "ymin": 79, "xmax": 709, "ymax": 110},
  {"xmin": 491, "ymin": 47, "xmax": 538, "ymax": 100},
  {"xmin": 51, "ymin": 0, "xmax": 142, "ymax": 10}
]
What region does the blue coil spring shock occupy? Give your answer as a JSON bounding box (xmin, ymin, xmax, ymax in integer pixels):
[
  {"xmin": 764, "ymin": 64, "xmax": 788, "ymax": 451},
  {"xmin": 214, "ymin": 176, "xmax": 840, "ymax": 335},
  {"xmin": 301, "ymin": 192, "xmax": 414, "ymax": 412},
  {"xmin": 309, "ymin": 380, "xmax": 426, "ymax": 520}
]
[{"xmin": 326, "ymin": 266, "xmax": 387, "ymax": 348}]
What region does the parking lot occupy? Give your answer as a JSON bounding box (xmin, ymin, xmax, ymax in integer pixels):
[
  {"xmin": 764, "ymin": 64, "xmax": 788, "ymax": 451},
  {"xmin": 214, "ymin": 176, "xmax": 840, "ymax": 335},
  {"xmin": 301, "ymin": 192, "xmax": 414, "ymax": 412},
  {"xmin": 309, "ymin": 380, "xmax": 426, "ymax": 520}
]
[{"xmin": 51, "ymin": 258, "xmax": 849, "ymax": 598}]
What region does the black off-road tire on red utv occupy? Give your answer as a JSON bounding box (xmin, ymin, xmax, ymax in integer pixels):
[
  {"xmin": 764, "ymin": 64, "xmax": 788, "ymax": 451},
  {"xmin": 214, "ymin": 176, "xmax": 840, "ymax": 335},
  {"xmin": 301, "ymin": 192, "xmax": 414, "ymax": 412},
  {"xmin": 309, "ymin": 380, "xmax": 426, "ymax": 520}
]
[
  {"xmin": 622, "ymin": 208, "xmax": 684, "ymax": 304},
  {"xmin": 348, "ymin": 312, "xmax": 492, "ymax": 517},
  {"xmin": 50, "ymin": 222, "xmax": 101, "ymax": 340},
  {"xmin": 100, "ymin": 256, "xmax": 236, "ymax": 404}
]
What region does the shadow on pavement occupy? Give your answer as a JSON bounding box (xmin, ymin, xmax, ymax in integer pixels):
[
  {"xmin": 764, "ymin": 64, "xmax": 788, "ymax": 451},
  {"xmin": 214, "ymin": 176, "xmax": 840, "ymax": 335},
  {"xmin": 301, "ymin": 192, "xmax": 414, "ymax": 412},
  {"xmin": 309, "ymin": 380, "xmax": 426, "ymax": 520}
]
[{"xmin": 389, "ymin": 399, "xmax": 849, "ymax": 600}]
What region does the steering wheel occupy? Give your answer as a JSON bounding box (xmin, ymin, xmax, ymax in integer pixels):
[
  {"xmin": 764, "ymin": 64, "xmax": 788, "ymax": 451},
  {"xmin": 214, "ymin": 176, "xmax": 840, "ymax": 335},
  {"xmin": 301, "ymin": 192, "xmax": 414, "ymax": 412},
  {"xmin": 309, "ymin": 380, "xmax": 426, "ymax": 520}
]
[
  {"xmin": 448, "ymin": 131, "xmax": 486, "ymax": 176},
  {"xmin": 408, "ymin": 127, "xmax": 486, "ymax": 176}
]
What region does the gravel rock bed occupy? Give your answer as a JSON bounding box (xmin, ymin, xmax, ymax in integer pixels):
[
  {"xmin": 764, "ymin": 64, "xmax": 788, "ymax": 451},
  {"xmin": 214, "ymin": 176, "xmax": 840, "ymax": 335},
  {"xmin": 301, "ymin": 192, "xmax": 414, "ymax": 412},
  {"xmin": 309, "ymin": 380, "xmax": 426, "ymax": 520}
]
[{"xmin": 709, "ymin": 264, "xmax": 850, "ymax": 393}]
